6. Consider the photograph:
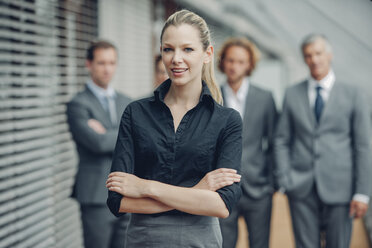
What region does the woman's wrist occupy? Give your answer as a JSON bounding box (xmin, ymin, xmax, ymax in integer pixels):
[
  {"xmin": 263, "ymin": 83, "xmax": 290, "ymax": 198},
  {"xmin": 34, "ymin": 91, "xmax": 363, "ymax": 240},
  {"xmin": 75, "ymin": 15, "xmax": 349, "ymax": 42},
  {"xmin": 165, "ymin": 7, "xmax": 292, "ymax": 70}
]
[{"xmin": 142, "ymin": 179, "xmax": 158, "ymax": 198}]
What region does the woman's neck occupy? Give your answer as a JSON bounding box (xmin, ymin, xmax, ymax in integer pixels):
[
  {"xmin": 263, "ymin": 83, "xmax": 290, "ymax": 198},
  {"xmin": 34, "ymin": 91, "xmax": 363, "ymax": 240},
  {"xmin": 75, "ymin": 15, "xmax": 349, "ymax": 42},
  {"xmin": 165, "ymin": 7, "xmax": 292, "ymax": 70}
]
[{"xmin": 165, "ymin": 80, "xmax": 202, "ymax": 109}]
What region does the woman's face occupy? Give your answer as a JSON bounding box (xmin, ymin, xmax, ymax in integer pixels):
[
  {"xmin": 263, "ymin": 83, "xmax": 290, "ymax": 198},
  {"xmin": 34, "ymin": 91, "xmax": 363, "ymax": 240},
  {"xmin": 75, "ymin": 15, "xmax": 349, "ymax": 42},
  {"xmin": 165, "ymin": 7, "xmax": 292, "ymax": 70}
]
[{"xmin": 161, "ymin": 24, "xmax": 212, "ymax": 87}]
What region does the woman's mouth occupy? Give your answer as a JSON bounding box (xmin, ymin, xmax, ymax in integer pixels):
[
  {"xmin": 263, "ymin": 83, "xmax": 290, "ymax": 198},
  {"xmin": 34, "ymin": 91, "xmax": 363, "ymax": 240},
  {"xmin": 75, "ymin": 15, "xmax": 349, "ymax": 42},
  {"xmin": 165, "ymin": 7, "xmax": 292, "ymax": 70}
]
[{"xmin": 171, "ymin": 68, "xmax": 188, "ymax": 76}]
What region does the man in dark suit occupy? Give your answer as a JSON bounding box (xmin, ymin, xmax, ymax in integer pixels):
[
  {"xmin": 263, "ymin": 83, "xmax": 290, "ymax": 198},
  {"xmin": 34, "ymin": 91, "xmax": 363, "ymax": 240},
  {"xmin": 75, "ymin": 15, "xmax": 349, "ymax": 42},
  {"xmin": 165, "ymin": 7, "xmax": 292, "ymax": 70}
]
[
  {"xmin": 275, "ymin": 34, "xmax": 372, "ymax": 248},
  {"xmin": 218, "ymin": 37, "xmax": 277, "ymax": 248},
  {"xmin": 67, "ymin": 40, "xmax": 131, "ymax": 248}
]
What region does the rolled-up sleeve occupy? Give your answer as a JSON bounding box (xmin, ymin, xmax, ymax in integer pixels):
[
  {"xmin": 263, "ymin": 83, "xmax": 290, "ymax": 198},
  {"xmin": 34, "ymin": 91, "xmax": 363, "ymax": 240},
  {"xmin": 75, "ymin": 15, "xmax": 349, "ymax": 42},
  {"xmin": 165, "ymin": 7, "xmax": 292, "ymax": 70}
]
[
  {"xmin": 107, "ymin": 105, "xmax": 135, "ymax": 217},
  {"xmin": 215, "ymin": 110, "xmax": 243, "ymax": 214}
]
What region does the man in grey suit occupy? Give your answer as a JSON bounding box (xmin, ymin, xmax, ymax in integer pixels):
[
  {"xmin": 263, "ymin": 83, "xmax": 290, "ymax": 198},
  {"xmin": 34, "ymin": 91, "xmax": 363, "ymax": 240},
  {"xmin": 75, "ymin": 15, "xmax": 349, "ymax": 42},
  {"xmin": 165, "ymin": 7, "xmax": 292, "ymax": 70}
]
[
  {"xmin": 275, "ymin": 34, "xmax": 372, "ymax": 248},
  {"xmin": 218, "ymin": 37, "xmax": 277, "ymax": 248},
  {"xmin": 67, "ymin": 40, "xmax": 131, "ymax": 248}
]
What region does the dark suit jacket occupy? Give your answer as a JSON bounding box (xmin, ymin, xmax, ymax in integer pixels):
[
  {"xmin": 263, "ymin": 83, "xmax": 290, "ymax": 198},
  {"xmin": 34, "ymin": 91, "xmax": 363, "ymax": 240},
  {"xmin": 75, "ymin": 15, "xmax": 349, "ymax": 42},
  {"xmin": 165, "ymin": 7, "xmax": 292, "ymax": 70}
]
[
  {"xmin": 275, "ymin": 80, "xmax": 372, "ymax": 203},
  {"xmin": 222, "ymin": 84, "xmax": 278, "ymax": 199},
  {"xmin": 67, "ymin": 86, "xmax": 131, "ymax": 204}
]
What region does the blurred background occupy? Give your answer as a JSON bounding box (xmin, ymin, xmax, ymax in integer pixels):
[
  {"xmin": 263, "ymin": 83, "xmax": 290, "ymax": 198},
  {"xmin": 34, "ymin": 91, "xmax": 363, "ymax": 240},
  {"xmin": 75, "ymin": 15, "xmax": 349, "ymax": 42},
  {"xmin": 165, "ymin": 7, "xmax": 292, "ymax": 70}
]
[{"xmin": 0, "ymin": 0, "xmax": 371, "ymax": 247}]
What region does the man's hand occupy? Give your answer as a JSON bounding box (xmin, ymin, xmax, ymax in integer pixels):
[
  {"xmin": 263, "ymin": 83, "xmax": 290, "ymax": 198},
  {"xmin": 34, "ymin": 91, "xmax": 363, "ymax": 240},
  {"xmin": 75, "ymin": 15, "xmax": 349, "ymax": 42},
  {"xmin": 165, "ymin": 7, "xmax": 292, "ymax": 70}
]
[
  {"xmin": 349, "ymin": 200, "xmax": 369, "ymax": 218},
  {"xmin": 88, "ymin": 119, "xmax": 106, "ymax": 134}
]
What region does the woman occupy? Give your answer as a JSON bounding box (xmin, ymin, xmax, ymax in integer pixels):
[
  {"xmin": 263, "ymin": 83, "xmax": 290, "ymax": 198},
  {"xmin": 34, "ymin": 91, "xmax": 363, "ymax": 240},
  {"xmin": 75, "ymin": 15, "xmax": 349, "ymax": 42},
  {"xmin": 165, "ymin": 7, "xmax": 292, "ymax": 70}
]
[{"xmin": 106, "ymin": 9, "xmax": 242, "ymax": 247}]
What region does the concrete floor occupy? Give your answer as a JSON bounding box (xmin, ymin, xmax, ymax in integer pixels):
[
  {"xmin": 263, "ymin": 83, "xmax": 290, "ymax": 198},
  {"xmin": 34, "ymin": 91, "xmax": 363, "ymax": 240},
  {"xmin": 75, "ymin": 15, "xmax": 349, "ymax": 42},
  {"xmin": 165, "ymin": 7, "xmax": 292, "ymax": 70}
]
[{"xmin": 236, "ymin": 193, "xmax": 371, "ymax": 248}]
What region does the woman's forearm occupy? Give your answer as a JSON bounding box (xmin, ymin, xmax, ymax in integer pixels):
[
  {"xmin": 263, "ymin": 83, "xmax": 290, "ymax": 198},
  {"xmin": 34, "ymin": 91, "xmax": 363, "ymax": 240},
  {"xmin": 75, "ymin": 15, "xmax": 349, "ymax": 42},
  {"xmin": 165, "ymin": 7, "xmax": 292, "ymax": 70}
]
[
  {"xmin": 144, "ymin": 180, "xmax": 229, "ymax": 218},
  {"xmin": 119, "ymin": 197, "xmax": 174, "ymax": 214},
  {"xmin": 107, "ymin": 169, "xmax": 239, "ymax": 217}
]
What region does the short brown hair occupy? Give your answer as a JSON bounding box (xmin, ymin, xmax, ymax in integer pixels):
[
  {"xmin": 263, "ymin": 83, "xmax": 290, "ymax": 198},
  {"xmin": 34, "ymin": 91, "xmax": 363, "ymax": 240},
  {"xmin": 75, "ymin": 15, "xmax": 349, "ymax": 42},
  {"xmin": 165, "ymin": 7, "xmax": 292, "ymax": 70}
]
[
  {"xmin": 154, "ymin": 54, "xmax": 162, "ymax": 71},
  {"xmin": 218, "ymin": 37, "xmax": 260, "ymax": 76},
  {"xmin": 86, "ymin": 40, "xmax": 117, "ymax": 61}
]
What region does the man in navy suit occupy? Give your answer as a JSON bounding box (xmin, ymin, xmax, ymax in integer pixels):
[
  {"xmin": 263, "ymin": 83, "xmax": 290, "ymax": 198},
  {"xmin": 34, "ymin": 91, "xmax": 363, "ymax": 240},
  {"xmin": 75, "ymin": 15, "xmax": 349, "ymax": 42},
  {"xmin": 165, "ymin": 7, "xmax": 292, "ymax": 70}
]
[
  {"xmin": 67, "ymin": 40, "xmax": 131, "ymax": 248},
  {"xmin": 275, "ymin": 34, "xmax": 372, "ymax": 248}
]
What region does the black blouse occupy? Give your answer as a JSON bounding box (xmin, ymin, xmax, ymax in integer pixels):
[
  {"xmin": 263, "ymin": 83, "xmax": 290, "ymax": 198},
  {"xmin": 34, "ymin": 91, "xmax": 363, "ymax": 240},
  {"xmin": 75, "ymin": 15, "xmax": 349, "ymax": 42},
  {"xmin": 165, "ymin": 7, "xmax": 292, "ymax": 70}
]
[{"xmin": 107, "ymin": 80, "xmax": 242, "ymax": 217}]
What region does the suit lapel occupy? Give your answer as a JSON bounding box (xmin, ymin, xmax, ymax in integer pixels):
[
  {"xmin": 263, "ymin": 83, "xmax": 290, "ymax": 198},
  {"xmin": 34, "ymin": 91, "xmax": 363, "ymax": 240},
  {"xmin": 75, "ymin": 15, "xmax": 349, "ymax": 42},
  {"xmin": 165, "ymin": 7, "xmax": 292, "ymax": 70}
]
[
  {"xmin": 242, "ymin": 85, "xmax": 257, "ymax": 126},
  {"xmin": 114, "ymin": 93, "xmax": 126, "ymax": 124},
  {"xmin": 299, "ymin": 80, "xmax": 316, "ymax": 127},
  {"xmin": 318, "ymin": 82, "xmax": 340, "ymax": 124},
  {"xmin": 220, "ymin": 86, "xmax": 226, "ymax": 105}
]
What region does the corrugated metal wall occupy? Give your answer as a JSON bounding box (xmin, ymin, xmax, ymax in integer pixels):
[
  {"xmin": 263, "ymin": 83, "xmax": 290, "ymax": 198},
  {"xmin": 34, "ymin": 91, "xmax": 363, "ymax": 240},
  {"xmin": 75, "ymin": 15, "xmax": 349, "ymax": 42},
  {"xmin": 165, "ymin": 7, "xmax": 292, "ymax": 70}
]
[{"xmin": 0, "ymin": 0, "xmax": 97, "ymax": 247}]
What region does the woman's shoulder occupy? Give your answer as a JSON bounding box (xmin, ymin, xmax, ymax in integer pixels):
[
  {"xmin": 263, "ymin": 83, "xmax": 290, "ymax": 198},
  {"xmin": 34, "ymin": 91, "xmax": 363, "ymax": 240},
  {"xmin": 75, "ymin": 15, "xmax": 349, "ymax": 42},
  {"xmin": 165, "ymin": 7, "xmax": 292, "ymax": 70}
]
[
  {"xmin": 214, "ymin": 103, "xmax": 242, "ymax": 124},
  {"xmin": 125, "ymin": 96, "xmax": 155, "ymax": 110}
]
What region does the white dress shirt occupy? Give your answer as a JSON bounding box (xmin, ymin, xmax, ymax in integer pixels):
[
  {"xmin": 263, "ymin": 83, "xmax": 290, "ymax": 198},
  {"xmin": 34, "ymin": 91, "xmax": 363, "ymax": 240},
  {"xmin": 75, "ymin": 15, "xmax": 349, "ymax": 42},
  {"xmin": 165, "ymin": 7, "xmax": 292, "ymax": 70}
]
[
  {"xmin": 307, "ymin": 70, "xmax": 369, "ymax": 204},
  {"xmin": 223, "ymin": 78, "xmax": 249, "ymax": 119},
  {"xmin": 307, "ymin": 69, "xmax": 335, "ymax": 108},
  {"xmin": 87, "ymin": 79, "xmax": 116, "ymax": 111}
]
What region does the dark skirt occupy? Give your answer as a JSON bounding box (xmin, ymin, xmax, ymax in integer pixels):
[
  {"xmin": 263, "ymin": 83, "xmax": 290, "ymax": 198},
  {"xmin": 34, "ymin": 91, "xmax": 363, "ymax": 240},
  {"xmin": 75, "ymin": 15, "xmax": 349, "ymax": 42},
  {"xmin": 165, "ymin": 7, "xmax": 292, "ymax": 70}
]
[{"xmin": 126, "ymin": 213, "xmax": 222, "ymax": 248}]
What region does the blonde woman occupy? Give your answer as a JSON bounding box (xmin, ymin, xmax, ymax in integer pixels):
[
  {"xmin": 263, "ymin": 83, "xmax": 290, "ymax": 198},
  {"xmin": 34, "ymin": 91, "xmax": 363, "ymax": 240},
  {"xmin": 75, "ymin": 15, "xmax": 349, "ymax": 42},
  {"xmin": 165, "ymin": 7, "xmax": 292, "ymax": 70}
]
[{"xmin": 106, "ymin": 10, "xmax": 242, "ymax": 247}]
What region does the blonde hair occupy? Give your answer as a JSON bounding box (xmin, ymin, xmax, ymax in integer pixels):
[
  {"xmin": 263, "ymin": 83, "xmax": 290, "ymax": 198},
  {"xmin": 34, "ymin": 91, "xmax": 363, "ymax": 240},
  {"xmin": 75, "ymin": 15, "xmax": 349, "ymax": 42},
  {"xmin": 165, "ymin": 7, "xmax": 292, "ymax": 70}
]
[
  {"xmin": 218, "ymin": 37, "xmax": 260, "ymax": 76},
  {"xmin": 160, "ymin": 10, "xmax": 222, "ymax": 104}
]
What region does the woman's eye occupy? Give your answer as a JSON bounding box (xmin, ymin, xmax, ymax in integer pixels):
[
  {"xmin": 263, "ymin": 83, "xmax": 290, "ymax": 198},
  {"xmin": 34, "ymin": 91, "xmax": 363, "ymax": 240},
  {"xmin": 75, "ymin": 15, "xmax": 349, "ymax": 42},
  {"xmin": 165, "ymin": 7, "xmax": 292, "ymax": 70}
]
[
  {"xmin": 185, "ymin": 48, "xmax": 193, "ymax": 52},
  {"xmin": 163, "ymin": 48, "xmax": 172, "ymax": 52}
]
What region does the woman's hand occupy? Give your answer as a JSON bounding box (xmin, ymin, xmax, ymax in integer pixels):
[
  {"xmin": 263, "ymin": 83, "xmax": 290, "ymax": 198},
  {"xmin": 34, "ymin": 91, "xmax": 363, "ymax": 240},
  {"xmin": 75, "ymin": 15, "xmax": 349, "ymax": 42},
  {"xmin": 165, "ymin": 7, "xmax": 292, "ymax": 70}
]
[
  {"xmin": 193, "ymin": 168, "xmax": 241, "ymax": 191},
  {"xmin": 106, "ymin": 172, "xmax": 148, "ymax": 198}
]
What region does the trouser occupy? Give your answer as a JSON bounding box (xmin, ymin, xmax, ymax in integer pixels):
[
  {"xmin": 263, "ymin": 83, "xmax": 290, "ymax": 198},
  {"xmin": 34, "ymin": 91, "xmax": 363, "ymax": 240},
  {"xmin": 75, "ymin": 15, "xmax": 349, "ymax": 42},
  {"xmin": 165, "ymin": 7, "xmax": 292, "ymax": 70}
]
[
  {"xmin": 219, "ymin": 193, "xmax": 272, "ymax": 248},
  {"xmin": 288, "ymin": 186, "xmax": 352, "ymax": 248},
  {"xmin": 80, "ymin": 204, "xmax": 130, "ymax": 248}
]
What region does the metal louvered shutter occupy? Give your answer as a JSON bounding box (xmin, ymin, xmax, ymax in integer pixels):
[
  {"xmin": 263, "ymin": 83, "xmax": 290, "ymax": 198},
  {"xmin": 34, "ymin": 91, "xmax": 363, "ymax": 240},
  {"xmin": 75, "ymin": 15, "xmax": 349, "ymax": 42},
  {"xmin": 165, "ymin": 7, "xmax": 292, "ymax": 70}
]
[
  {"xmin": 98, "ymin": 0, "xmax": 153, "ymax": 99},
  {"xmin": 0, "ymin": 0, "xmax": 97, "ymax": 247}
]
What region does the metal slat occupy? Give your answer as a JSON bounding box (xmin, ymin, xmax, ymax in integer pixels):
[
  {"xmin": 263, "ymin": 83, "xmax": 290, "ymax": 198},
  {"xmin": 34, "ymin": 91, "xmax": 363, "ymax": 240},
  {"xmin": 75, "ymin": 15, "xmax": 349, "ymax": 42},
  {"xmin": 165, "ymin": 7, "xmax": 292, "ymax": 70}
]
[
  {"xmin": 0, "ymin": 97, "xmax": 72, "ymax": 109},
  {"xmin": 0, "ymin": 75, "xmax": 57, "ymax": 87},
  {"xmin": 36, "ymin": 237, "xmax": 56, "ymax": 248},
  {"xmin": 0, "ymin": 169, "xmax": 48, "ymax": 191},
  {"xmin": 0, "ymin": 105, "xmax": 65, "ymax": 121},
  {"xmin": 0, "ymin": 136, "xmax": 59, "ymax": 156},
  {"xmin": 15, "ymin": 226, "xmax": 55, "ymax": 248},
  {"xmin": 0, "ymin": 40, "xmax": 58, "ymax": 54},
  {"xmin": 0, "ymin": 188, "xmax": 52, "ymax": 216},
  {"xmin": 0, "ymin": 141, "xmax": 73, "ymax": 167},
  {"xmin": 0, "ymin": 177, "xmax": 51, "ymax": 204},
  {"xmin": 0, "ymin": 198, "xmax": 51, "ymax": 227},
  {"xmin": 6, "ymin": 218, "xmax": 54, "ymax": 248},
  {"xmin": 0, "ymin": 207, "xmax": 53, "ymax": 240},
  {"xmin": 0, "ymin": 148, "xmax": 75, "ymax": 180},
  {"xmin": 0, "ymin": 124, "xmax": 68, "ymax": 144}
]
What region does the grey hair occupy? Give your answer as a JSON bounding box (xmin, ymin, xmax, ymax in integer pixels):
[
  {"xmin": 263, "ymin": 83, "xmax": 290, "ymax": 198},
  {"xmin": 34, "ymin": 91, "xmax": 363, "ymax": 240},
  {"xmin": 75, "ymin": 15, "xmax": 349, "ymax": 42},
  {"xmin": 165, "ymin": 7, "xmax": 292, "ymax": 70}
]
[{"xmin": 301, "ymin": 34, "xmax": 333, "ymax": 55}]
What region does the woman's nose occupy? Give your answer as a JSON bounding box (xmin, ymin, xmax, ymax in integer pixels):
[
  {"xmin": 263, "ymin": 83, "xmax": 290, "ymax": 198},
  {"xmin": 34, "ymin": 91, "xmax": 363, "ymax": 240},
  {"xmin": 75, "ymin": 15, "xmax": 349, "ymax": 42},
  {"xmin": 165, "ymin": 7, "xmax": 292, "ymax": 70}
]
[{"xmin": 172, "ymin": 50, "xmax": 182, "ymax": 63}]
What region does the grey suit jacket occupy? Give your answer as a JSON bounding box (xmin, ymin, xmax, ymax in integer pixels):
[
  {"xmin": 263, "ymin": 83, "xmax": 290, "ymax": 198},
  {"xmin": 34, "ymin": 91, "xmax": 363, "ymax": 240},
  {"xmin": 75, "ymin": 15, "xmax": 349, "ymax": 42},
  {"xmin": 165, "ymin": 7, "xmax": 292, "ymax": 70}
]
[
  {"xmin": 275, "ymin": 80, "xmax": 372, "ymax": 204},
  {"xmin": 222, "ymin": 84, "xmax": 277, "ymax": 199},
  {"xmin": 67, "ymin": 86, "xmax": 131, "ymax": 204}
]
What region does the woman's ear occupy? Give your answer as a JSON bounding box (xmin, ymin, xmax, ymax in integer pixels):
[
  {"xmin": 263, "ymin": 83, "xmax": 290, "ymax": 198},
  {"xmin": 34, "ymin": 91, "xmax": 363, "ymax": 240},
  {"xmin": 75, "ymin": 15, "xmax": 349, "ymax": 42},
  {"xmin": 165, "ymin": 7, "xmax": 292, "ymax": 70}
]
[{"xmin": 204, "ymin": 45, "xmax": 213, "ymax": 64}]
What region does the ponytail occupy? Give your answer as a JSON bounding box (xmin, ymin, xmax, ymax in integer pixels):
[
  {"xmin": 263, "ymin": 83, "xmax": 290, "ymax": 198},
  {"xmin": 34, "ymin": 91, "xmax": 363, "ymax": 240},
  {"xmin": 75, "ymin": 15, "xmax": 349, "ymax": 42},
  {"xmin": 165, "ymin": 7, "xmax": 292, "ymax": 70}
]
[{"xmin": 202, "ymin": 59, "xmax": 222, "ymax": 104}]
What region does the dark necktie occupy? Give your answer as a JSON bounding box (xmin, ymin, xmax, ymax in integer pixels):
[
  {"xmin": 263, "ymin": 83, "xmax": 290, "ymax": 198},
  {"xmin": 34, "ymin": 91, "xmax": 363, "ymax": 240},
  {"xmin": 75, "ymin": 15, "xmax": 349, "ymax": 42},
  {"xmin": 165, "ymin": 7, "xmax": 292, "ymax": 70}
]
[{"xmin": 314, "ymin": 86, "xmax": 323, "ymax": 122}]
